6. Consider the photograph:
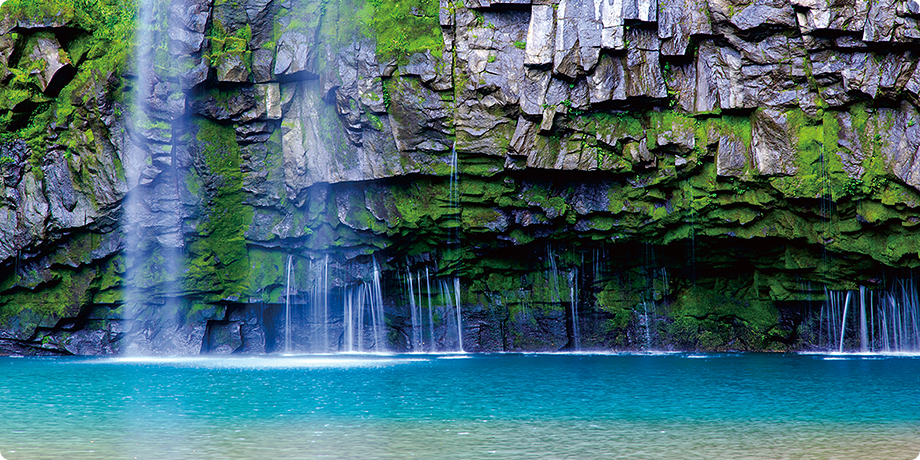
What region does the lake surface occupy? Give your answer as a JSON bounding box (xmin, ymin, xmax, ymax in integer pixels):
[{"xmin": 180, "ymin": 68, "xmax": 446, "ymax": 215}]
[{"xmin": 0, "ymin": 352, "xmax": 918, "ymax": 459}]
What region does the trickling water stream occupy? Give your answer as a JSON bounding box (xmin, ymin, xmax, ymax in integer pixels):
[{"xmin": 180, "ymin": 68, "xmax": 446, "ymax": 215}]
[{"xmin": 820, "ymin": 277, "xmax": 920, "ymax": 352}]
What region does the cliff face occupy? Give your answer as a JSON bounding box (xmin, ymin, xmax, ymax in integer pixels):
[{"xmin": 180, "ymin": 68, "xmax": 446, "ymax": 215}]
[{"xmin": 1, "ymin": 0, "xmax": 920, "ymax": 355}]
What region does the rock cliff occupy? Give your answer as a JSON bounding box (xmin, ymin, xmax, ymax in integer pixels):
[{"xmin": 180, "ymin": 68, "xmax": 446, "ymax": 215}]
[{"xmin": 1, "ymin": 0, "xmax": 920, "ymax": 354}]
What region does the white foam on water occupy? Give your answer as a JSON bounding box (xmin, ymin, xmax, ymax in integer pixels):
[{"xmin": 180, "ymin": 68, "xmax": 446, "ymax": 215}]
[{"xmin": 85, "ymin": 355, "xmax": 430, "ymax": 369}]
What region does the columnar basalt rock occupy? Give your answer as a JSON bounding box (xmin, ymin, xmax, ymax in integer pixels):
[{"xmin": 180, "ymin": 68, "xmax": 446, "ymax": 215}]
[{"xmin": 2, "ymin": 0, "xmax": 920, "ymax": 355}]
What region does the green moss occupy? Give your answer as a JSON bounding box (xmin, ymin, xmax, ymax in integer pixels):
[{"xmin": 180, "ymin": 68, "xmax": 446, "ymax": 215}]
[
  {"xmin": 0, "ymin": 267, "xmax": 97, "ymax": 331},
  {"xmin": 246, "ymin": 248, "xmax": 289, "ymax": 303},
  {"xmin": 590, "ymin": 112, "xmax": 645, "ymax": 144},
  {"xmin": 358, "ymin": 0, "xmax": 443, "ymax": 62},
  {"xmin": 185, "ymin": 119, "xmax": 253, "ymax": 300},
  {"xmin": 461, "ymin": 206, "xmax": 503, "ymax": 230},
  {"xmin": 0, "ymin": 0, "xmax": 135, "ymax": 158},
  {"xmin": 207, "ymin": 22, "xmax": 252, "ymax": 71},
  {"xmin": 664, "ymin": 284, "xmax": 777, "ymax": 350}
]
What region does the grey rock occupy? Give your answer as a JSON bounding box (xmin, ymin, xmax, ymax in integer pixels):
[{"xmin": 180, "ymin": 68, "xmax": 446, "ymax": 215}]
[
  {"xmin": 510, "ymin": 116, "xmax": 539, "ymax": 156},
  {"xmin": 654, "ymin": 114, "xmax": 695, "ymax": 153},
  {"xmin": 525, "ymin": 5, "xmax": 555, "ymax": 66},
  {"xmin": 191, "ymin": 87, "xmax": 257, "ymax": 121},
  {"xmin": 519, "ymin": 69, "xmax": 552, "ymax": 116},
  {"xmin": 883, "ymin": 103, "xmax": 920, "ymax": 189},
  {"xmin": 751, "ymin": 108, "xmax": 798, "ymax": 176},
  {"xmin": 622, "ymin": 0, "xmax": 657, "ymax": 22},
  {"xmin": 625, "ymin": 138, "xmax": 655, "ymax": 166},
  {"xmin": 729, "ymin": 0, "xmax": 797, "ymax": 31},
  {"xmin": 274, "ymin": 31, "xmax": 317, "ymax": 77},
  {"xmin": 626, "ymin": 48, "xmax": 667, "ymax": 98},
  {"xmin": 178, "ymin": 55, "xmax": 209, "ymax": 89},
  {"xmin": 41, "ymin": 151, "xmax": 78, "ymax": 214},
  {"xmin": 658, "ymin": 0, "xmax": 712, "ymax": 56},
  {"xmin": 245, "ymin": 0, "xmax": 276, "ymax": 48},
  {"xmin": 167, "ymin": 24, "xmax": 205, "ymax": 55},
  {"xmin": 217, "ymin": 53, "xmax": 252, "ymax": 83},
  {"xmin": 169, "ymin": 0, "xmax": 211, "ymax": 34},
  {"xmin": 252, "ymin": 48, "xmax": 275, "ymax": 83},
  {"xmin": 717, "ymin": 119, "xmax": 752, "ymax": 177},
  {"xmin": 0, "ymin": 34, "xmax": 13, "ymax": 82},
  {"xmin": 25, "ymin": 33, "xmax": 73, "ymax": 94},
  {"xmin": 588, "ymin": 54, "xmax": 627, "ymax": 104},
  {"xmin": 17, "ymin": 172, "xmax": 50, "ymax": 243},
  {"xmin": 0, "ymin": 140, "xmax": 28, "ymax": 188},
  {"xmin": 553, "ymin": 0, "xmax": 586, "ymax": 78},
  {"xmin": 830, "ymin": 110, "xmax": 866, "ymax": 179},
  {"xmin": 863, "ymin": 0, "xmax": 896, "ymax": 42},
  {"xmin": 714, "ymin": 45, "xmax": 744, "ymax": 110},
  {"xmin": 213, "ymin": 1, "xmax": 251, "ymax": 33}
]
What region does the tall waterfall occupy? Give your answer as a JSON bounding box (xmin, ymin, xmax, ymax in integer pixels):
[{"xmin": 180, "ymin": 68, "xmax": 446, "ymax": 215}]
[
  {"xmin": 426, "ymin": 268, "xmax": 435, "ymax": 352},
  {"xmin": 310, "ymin": 255, "xmax": 330, "ymax": 352},
  {"xmin": 122, "ymin": 0, "xmax": 185, "ymax": 354},
  {"xmin": 284, "ymin": 254, "xmax": 293, "ymax": 354},
  {"xmin": 820, "ymin": 278, "xmax": 920, "ymax": 352}
]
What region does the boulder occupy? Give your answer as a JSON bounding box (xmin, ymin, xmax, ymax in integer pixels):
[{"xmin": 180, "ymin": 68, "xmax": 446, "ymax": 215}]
[{"xmin": 24, "ymin": 33, "xmax": 74, "ymax": 96}]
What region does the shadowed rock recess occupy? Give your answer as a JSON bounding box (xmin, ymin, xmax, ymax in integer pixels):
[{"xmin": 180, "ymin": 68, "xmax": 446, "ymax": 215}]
[{"xmin": 1, "ymin": 0, "xmax": 920, "ymax": 355}]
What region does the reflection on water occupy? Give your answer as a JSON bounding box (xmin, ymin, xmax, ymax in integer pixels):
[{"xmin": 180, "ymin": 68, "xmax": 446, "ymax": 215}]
[{"xmin": 1, "ymin": 353, "xmax": 919, "ymax": 459}]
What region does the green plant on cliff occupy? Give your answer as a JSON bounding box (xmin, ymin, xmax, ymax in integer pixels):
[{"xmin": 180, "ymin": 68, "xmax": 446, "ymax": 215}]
[
  {"xmin": 0, "ymin": 0, "xmax": 136, "ymax": 155},
  {"xmin": 186, "ymin": 119, "xmax": 253, "ymax": 300},
  {"xmin": 357, "ymin": 0, "xmax": 442, "ymax": 62},
  {"xmin": 207, "ymin": 21, "xmax": 252, "ymax": 69}
]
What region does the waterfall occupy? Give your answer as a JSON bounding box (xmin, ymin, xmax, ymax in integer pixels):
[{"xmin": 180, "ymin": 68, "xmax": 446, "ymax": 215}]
[
  {"xmin": 548, "ymin": 247, "xmax": 580, "ymax": 350},
  {"xmin": 338, "ymin": 260, "xmax": 388, "ymax": 353},
  {"xmin": 407, "ymin": 269, "xmax": 423, "ymax": 351},
  {"xmin": 859, "ymin": 286, "xmax": 868, "ymax": 353},
  {"xmin": 426, "ymin": 268, "xmax": 435, "ymax": 352},
  {"xmin": 639, "ymin": 302, "xmax": 653, "ymax": 350},
  {"xmin": 370, "ymin": 260, "xmax": 386, "ymax": 352},
  {"xmin": 819, "ymin": 277, "xmax": 920, "ymax": 352},
  {"xmin": 284, "ymin": 254, "xmax": 293, "ymax": 354},
  {"xmin": 323, "ymin": 255, "xmax": 329, "ymax": 351},
  {"xmin": 569, "ymin": 269, "xmax": 580, "ymax": 351},
  {"xmin": 417, "ymin": 271, "xmax": 424, "ymax": 349},
  {"xmin": 122, "ymin": 0, "xmax": 185, "ymax": 354},
  {"xmin": 344, "ymin": 284, "xmax": 354, "ymax": 352},
  {"xmin": 309, "ymin": 255, "xmax": 330, "ymax": 353},
  {"xmin": 356, "ymin": 284, "xmax": 365, "ymax": 351},
  {"xmin": 454, "ymin": 276, "xmax": 464, "ymax": 352},
  {"xmin": 838, "ymin": 291, "xmax": 851, "ymax": 353}
]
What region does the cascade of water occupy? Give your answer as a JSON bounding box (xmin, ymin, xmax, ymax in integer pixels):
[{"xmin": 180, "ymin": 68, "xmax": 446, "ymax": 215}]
[
  {"xmin": 640, "ymin": 301, "xmax": 653, "ymax": 350},
  {"xmin": 323, "ymin": 255, "xmax": 329, "ymax": 351},
  {"xmin": 454, "ymin": 276, "xmax": 464, "ymax": 352},
  {"xmin": 407, "ymin": 269, "xmax": 420, "ymax": 351},
  {"xmin": 344, "ymin": 284, "xmax": 354, "ymax": 352},
  {"xmin": 819, "ymin": 276, "xmax": 920, "ymax": 352},
  {"xmin": 122, "ymin": 0, "xmax": 186, "ymax": 355},
  {"xmin": 417, "ymin": 271, "xmax": 424, "ymax": 350},
  {"xmin": 356, "ymin": 284, "xmax": 366, "ymax": 352},
  {"xmin": 309, "ymin": 255, "xmax": 330, "ymax": 353},
  {"xmin": 370, "ymin": 260, "xmax": 386, "ymax": 352},
  {"xmin": 838, "ymin": 291, "xmax": 851, "ymax": 353},
  {"xmin": 569, "ymin": 269, "xmax": 580, "ymax": 351},
  {"xmin": 426, "ymin": 267, "xmax": 435, "ymax": 352},
  {"xmin": 548, "ymin": 247, "xmax": 561, "ymax": 305},
  {"xmin": 284, "ymin": 254, "xmax": 293, "ymax": 354},
  {"xmin": 859, "ymin": 286, "xmax": 868, "ymax": 352}
]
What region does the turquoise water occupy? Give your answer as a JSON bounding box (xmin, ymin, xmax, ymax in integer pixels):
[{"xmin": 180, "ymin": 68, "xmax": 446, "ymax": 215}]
[{"xmin": 1, "ymin": 353, "xmax": 919, "ymax": 459}]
